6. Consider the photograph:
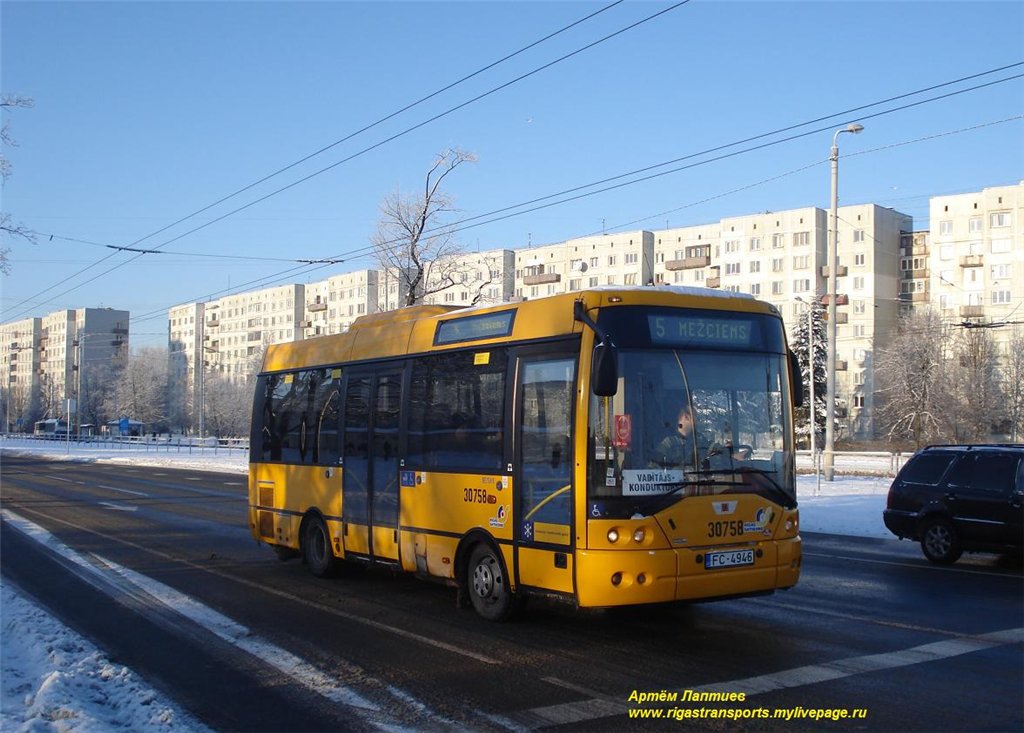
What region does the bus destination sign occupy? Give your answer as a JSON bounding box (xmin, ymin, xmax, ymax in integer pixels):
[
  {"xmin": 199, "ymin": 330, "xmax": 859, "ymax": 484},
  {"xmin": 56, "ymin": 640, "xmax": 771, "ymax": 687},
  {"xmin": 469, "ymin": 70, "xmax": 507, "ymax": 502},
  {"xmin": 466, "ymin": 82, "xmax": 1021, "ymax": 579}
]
[
  {"xmin": 435, "ymin": 311, "xmax": 516, "ymax": 345},
  {"xmin": 648, "ymin": 314, "xmax": 754, "ymax": 348}
]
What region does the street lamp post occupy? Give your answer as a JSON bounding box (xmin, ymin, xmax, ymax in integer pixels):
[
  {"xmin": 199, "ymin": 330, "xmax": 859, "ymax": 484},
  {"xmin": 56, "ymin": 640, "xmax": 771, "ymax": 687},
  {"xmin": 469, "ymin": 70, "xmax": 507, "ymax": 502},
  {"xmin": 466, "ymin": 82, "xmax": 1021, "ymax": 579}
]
[{"xmin": 824, "ymin": 123, "xmax": 864, "ymax": 482}]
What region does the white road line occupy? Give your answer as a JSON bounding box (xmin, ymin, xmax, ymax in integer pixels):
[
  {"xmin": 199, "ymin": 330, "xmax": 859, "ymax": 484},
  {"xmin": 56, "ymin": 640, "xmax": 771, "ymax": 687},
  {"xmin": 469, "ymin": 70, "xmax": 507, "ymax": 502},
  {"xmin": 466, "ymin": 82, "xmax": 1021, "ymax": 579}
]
[
  {"xmin": 1, "ymin": 509, "xmax": 471, "ymax": 731},
  {"xmin": 803, "ymin": 550, "xmax": 1022, "ymax": 578},
  {"xmin": 517, "ymin": 628, "xmax": 1024, "ymax": 728},
  {"xmin": 98, "ymin": 502, "xmax": 138, "ymax": 512},
  {"xmin": 99, "ymin": 485, "xmax": 149, "ymax": 497},
  {"xmin": 223, "ymin": 482, "xmax": 243, "ymax": 486},
  {"xmin": 49, "ymin": 476, "xmax": 74, "ymax": 483}
]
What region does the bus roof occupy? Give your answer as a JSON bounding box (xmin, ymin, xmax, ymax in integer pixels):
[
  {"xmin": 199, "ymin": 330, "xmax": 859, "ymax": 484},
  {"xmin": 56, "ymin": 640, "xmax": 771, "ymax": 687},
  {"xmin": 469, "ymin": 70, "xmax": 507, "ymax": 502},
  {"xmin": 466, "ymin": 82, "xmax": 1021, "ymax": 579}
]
[{"xmin": 261, "ymin": 286, "xmax": 779, "ymax": 374}]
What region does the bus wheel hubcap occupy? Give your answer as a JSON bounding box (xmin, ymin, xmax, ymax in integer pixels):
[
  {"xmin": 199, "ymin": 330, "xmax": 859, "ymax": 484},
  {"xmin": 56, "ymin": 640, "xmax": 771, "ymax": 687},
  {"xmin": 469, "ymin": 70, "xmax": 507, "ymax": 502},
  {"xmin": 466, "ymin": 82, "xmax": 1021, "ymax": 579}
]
[{"xmin": 473, "ymin": 559, "xmax": 495, "ymax": 598}]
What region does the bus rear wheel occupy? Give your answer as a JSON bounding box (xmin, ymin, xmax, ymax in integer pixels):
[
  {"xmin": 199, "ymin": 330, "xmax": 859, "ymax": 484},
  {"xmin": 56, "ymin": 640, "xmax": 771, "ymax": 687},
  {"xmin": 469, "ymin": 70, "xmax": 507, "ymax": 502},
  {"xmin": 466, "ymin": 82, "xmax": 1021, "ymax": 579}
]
[
  {"xmin": 467, "ymin": 543, "xmax": 516, "ymax": 621},
  {"xmin": 303, "ymin": 515, "xmax": 338, "ymax": 577}
]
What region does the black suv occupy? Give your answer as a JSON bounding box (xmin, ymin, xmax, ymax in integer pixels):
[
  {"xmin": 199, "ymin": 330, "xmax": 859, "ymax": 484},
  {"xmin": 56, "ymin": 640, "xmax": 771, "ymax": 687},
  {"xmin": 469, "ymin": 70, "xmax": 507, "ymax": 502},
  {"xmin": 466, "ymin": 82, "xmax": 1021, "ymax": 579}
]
[{"xmin": 883, "ymin": 445, "xmax": 1023, "ymax": 564}]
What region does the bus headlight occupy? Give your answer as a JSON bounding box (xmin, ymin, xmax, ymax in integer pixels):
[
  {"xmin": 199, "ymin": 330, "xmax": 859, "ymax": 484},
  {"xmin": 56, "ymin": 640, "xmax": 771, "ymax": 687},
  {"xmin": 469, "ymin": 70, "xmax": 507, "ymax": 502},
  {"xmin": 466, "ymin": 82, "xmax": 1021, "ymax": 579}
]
[
  {"xmin": 607, "ymin": 529, "xmax": 619, "ymax": 543},
  {"xmin": 632, "ymin": 528, "xmax": 645, "ymax": 543}
]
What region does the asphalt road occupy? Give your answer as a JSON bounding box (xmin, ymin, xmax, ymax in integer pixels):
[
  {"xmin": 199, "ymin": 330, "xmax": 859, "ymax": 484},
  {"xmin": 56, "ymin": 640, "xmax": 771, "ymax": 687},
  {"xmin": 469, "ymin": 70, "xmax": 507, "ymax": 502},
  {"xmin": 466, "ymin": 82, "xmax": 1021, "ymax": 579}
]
[{"xmin": 2, "ymin": 454, "xmax": 1021, "ymax": 732}]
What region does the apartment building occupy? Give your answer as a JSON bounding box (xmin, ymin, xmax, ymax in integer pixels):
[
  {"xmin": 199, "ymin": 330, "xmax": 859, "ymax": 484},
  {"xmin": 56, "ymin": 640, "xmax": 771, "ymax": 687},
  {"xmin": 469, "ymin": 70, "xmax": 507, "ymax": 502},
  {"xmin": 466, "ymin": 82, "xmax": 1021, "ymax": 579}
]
[
  {"xmin": 303, "ymin": 269, "xmax": 380, "ymax": 338},
  {"xmin": 0, "ymin": 308, "xmax": 129, "ymax": 428},
  {"xmin": 927, "ymin": 182, "xmax": 1023, "ymax": 337},
  {"xmin": 515, "ymin": 231, "xmax": 655, "ymax": 299},
  {"xmin": 1, "ymin": 317, "xmax": 42, "ymax": 428}
]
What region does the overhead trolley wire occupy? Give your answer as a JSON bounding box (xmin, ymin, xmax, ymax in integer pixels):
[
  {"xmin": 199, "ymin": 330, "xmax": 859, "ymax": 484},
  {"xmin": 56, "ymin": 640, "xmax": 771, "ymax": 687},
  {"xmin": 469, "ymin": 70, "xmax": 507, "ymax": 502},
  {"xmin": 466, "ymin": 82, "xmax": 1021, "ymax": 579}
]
[{"xmin": 7, "ymin": 1, "xmax": 687, "ymax": 321}]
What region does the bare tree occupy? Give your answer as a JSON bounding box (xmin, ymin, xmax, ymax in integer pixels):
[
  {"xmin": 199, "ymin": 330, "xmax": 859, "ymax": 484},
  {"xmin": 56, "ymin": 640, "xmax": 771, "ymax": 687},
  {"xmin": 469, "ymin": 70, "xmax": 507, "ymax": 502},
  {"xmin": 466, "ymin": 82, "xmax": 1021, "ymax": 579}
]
[
  {"xmin": 950, "ymin": 326, "xmax": 1004, "ymax": 442},
  {"xmin": 372, "ymin": 148, "xmax": 477, "ymax": 307},
  {"xmin": 1002, "ymin": 330, "xmax": 1024, "ymax": 442},
  {"xmin": 875, "ymin": 309, "xmax": 956, "ymax": 447},
  {"xmin": 202, "ymin": 372, "xmax": 252, "ymax": 438},
  {"xmin": 1, "ymin": 95, "xmax": 36, "ymax": 274},
  {"xmin": 104, "ymin": 347, "xmax": 170, "ymax": 431}
]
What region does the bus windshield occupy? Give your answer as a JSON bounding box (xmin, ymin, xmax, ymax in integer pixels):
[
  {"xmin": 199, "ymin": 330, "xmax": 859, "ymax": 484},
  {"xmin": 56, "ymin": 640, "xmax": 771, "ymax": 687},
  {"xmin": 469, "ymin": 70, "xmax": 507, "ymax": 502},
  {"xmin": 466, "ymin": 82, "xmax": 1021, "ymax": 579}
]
[{"xmin": 588, "ymin": 348, "xmax": 795, "ymax": 518}]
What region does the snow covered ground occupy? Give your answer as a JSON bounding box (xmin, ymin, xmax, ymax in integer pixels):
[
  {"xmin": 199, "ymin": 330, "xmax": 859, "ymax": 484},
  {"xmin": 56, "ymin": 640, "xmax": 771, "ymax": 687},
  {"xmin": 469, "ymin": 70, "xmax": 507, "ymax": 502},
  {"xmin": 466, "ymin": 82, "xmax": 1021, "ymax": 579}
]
[{"xmin": 1, "ymin": 439, "xmax": 897, "ymax": 731}]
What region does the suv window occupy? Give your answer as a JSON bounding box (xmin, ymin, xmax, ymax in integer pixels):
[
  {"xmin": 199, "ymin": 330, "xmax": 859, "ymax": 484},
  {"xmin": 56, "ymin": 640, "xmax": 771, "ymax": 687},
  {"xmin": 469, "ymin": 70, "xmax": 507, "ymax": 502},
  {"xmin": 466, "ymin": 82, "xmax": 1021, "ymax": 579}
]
[
  {"xmin": 900, "ymin": 453, "xmax": 955, "ymax": 484},
  {"xmin": 947, "ymin": 453, "xmax": 1020, "ymax": 495}
]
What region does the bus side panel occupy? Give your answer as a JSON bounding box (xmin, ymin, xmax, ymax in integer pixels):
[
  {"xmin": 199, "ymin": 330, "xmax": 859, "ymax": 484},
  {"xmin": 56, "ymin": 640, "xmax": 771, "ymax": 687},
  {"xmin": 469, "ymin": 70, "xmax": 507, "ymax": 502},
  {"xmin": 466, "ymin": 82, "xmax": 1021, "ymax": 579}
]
[
  {"xmin": 371, "ymin": 525, "xmax": 399, "ymax": 562},
  {"xmin": 399, "ymin": 471, "xmax": 512, "ymax": 581},
  {"xmin": 249, "ymin": 462, "xmax": 341, "ymax": 555},
  {"xmin": 344, "ymin": 523, "xmax": 371, "ymax": 556},
  {"xmin": 517, "ymin": 547, "xmax": 574, "ymax": 594}
]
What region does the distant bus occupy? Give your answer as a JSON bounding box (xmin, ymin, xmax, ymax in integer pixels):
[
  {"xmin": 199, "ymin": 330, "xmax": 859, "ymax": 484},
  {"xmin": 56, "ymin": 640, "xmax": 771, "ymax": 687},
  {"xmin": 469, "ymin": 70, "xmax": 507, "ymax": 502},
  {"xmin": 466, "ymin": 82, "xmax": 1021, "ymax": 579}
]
[
  {"xmin": 34, "ymin": 418, "xmax": 69, "ymax": 437},
  {"xmin": 248, "ymin": 288, "xmax": 804, "ymax": 620}
]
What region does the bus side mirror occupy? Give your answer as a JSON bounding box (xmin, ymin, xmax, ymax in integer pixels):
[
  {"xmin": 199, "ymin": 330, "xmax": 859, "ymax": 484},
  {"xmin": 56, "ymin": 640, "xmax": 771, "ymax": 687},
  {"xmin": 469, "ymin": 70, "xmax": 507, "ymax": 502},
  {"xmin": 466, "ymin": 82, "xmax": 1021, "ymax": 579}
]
[
  {"xmin": 789, "ymin": 351, "xmax": 804, "ymax": 407},
  {"xmin": 592, "ymin": 341, "xmax": 619, "ymax": 397}
]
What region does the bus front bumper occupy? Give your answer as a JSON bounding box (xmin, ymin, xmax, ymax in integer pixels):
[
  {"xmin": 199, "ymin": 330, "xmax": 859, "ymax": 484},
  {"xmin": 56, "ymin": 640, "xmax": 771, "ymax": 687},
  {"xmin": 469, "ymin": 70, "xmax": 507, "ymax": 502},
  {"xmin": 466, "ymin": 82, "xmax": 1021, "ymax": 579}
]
[{"xmin": 574, "ymin": 537, "xmax": 801, "ymax": 608}]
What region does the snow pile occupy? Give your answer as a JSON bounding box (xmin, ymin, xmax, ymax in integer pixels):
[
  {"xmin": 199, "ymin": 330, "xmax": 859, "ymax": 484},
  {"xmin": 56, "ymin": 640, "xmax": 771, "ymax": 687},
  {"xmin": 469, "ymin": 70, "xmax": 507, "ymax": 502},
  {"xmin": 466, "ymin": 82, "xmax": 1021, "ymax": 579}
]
[{"xmin": 1, "ymin": 583, "xmax": 210, "ymax": 733}]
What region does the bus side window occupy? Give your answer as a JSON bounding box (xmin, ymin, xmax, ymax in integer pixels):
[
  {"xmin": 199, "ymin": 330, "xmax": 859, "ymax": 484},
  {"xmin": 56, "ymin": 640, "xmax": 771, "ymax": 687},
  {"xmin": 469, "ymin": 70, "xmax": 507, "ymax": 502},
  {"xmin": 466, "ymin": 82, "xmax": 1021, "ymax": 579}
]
[{"xmin": 408, "ymin": 349, "xmax": 507, "ymax": 471}]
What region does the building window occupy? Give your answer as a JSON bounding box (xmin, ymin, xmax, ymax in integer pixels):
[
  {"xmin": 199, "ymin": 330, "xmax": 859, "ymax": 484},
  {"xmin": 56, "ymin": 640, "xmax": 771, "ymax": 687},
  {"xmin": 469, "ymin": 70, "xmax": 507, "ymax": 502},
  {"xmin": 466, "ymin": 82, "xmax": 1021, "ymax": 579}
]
[
  {"xmin": 625, "ymin": 253, "xmax": 638, "ymax": 264},
  {"xmin": 607, "ymin": 256, "xmax": 617, "ymax": 266},
  {"xmin": 853, "ymin": 229, "xmax": 866, "ymax": 243},
  {"xmin": 991, "ymin": 263, "xmax": 1011, "ymax": 279},
  {"xmin": 693, "ymin": 270, "xmax": 704, "ymax": 281},
  {"xmin": 724, "ymin": 239, "xmax": 740, "ymax": 254},
  {"xmin": 989, "ymin": 211, "xmax": 1011, "ymax": 228},
  {"xmin": 772, "ymin": 281, "xmax": 784, "ymax": 295},
  {"xmin": 853, "ymin": 394, "xmax": 865, "ymax": 409},
  {"xmin": 772, "ymin": 233, "xmax": 786, "ymax": 249},
  {"xmin": 991, "ymin": 289, "xmax": 1012, "ymax": 305},
  {"xmin": 771, "ymin": 258, "xmax": 784, "ymax": 272},
  {"xmin": 853, "ymin": 300, "xmax": 866, "ymax": 315},
  {"xmin": 969, "ymin": 217, "xmax": 982, "ymax": 233},
  {"xmin": 793, "ymin": 255, "xmax": 810, "ymax": 269},
  {"xmin": 939, "ymin": 220, "xmax": 953, "ymax": 235},
  {"xmin": 793, "ymin": 278, "xmax": 810, "ymax": 293},
  {"xmin": 589, "ymin": 257, "xmax": 599, "ymax": 268},
  {"xmin": 624, "ymin": 272, "xmax": 637, "ymax": 285},
  {"xmin": 939, "ymin": 294, "xmax": 954, "ymax": 310},
  {"xmin": 749, "ymin": 237, "xmax": 761, "ymax": 251},
  {"xmin": 750, "ymin": 283, "xmax": 761, "ymax": 295},
  {"xmin": 569, "ymin": 278, "xmax": 581, "ymax": 290},
  {"xmin": 749, "ymin": 260, "xmax": 761, "ymax": 273},
  {"xmin": 725, "ymin": 262, "xmax": 741, "ymax": 275},
  {"xmin": 854, "ymin": 253, "xmax": 866, "ymax": 266},
  {"xmin": 793, "ymin": 231, "xmax": 810, "ymax": 246}
]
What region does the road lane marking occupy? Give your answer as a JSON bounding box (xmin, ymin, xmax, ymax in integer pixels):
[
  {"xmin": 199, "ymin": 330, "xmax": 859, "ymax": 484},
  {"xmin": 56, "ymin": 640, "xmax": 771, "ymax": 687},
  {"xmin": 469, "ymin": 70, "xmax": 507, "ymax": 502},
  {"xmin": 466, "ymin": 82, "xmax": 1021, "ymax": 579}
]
[
  {"xmin": 223, "ymin": 482, "xmax": 244, "ymax": 486},
  {"xmin": 515, "ymin": 627, "xmax": 1024, "ymax": 727},
  {"xmin": 98, "ymin": 485, "xmax": 149, "ymax": 497},
  {"xmin": 49, "ymin": 476, "xmax": 74, "ymax": 483},
  {"xmin": 0, "ymin": 510, "xmax": 465, "ymax": 729},
  {"xmin": 804, "ymin": 550, "xmax": 1022, "ymax": 578},
  {"xmin": 1, "ymin": 507, "xmax": 501, "ymax": 666},
  {"xmin": 98, "ymin": 502, "xmax": 138, "ymax": 512}
]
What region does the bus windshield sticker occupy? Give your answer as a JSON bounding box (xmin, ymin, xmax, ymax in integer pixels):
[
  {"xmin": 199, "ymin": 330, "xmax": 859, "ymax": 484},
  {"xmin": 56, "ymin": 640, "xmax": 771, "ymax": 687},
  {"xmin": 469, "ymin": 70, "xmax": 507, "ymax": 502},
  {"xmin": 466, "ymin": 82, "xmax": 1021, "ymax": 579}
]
[
  {"xmin": 331, "ymin": 368, "xmax": 342, "ymax": 379},
  {"xmin": 435, "ymin": 311, "xmax": 515, "ymax": 345},
  {"xmin": 284, "ymin": 374, "xmax": 294, "ymax": 384},
  {"xmin": 648, "ymin": 315, "xmax": 754, "ymax": 347},
  {"xmin": 473, "ymin": 352, "xmax": 491, "ymax": 365},
  {"xmin": 621, "ymin": 469, "xmax": 685, "ymax": 496},
  {"xmin": 613, "ymin": 414, "xmax": 632, "ymax": 448}
]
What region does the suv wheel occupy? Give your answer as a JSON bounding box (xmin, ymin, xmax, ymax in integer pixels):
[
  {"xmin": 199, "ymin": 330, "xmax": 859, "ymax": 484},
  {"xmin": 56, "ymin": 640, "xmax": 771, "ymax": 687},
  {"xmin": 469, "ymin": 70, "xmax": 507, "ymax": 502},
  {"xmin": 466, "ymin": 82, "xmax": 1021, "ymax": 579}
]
[{"xmin": 920, "ymin": 518, "xmax": 962, "ymax": 565}]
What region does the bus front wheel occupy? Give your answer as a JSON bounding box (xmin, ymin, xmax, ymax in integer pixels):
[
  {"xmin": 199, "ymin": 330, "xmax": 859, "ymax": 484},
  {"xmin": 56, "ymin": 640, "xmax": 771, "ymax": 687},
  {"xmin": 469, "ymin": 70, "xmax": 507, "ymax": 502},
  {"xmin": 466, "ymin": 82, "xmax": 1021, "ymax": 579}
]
[
  {"xmin": 303, "ymin": 515, "xmax": 338, "ymax": 578},
  {"xmin": 467, "ymin": 544, "xmax": 515, "ymax": 621}
]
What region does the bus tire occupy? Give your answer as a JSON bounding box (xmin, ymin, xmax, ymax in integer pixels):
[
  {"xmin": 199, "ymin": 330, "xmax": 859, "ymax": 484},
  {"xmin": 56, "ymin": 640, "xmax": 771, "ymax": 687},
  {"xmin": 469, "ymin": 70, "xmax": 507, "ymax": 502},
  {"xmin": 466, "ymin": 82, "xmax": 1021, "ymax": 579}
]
[
  {"xmin": 303, "ymin": 514, "xmax": 339, "ymax": 578},
  {"xmin": 467, "ymin": 543, "xmax": 515, "ymax": 621}
]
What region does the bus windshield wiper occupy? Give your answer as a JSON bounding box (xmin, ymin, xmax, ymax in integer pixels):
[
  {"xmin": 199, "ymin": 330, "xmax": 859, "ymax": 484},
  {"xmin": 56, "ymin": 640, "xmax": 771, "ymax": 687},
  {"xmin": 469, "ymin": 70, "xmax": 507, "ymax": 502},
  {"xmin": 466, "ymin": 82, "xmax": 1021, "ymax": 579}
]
[{"xmin": 686, "ymin": 467, "xmax": 794, "ymax": 505}]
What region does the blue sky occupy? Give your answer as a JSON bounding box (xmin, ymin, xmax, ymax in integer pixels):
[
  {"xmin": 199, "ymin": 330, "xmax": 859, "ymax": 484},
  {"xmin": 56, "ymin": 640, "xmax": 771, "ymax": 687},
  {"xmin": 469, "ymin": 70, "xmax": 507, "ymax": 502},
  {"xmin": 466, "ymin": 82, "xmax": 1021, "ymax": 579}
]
[{"xmin": 3, "ymin": 0, "xmax": 1022, "ymax": 346}]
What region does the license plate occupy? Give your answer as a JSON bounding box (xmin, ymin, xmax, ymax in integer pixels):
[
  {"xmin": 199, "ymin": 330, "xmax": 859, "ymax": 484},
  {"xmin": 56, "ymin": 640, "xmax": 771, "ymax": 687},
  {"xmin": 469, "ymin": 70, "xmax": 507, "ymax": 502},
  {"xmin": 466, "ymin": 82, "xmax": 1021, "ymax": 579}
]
[{"xmin": 704, "ymin": 549, "xmax": 755, "ymax": 570}]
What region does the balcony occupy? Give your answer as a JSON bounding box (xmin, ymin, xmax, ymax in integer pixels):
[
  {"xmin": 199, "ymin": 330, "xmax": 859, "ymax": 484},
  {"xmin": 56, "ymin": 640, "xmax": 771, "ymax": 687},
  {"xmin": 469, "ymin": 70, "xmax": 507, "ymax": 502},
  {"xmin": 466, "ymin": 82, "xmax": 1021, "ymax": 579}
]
[
  {"xmin": 819, "ymin": 265, "xmax": 848, "ymax": 277},
  {"xmin": 523, "ymin": 272, "xmax": 561, "ymax": 286},
  {"xmin": 898, "ymin": 291, "xmax": 930, "ymax": 303},
  {"xmin": 299, "ymin": 320, "xmax": 312, "ymax": 328},
  {"xmin": 819, "ymin": 294, "xmax": 849, "ymax": 306},
  {"xmin": 706, "ymin": 277, "xmax": 721, "ymax": 288},
  {"xmin": 823, "ymin": 312, "xmax": 849, "ymax": 324},
  {"xmin": 836, "ymin": 360, "xmax": 848, "ymax": 371},
  {"xmin": 307, "ymin": 301, "xmax": 328, "ymax": 312},
  {"xmin": 959, "ymin": 255, "xmax": 983, "ymax": 268},
  {"xmin": 206, "ymin": 319, "xmax": 220, "ymax": 328},
  {"xmin": 959, "ymin": 306, "xmax": 985, "ymax": 319},
  {"xmin": 666, "ymin": 255, "xmax": 710, "ymax": 271}
]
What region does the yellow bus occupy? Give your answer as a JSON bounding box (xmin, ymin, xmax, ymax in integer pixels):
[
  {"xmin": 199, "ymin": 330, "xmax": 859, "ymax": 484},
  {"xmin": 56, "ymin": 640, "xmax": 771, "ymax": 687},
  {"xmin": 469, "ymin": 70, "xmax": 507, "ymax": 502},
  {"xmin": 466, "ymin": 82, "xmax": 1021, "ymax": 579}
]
[{"xmin": 248, "ymin": 287, "xmax": 803, "ymax": 620}]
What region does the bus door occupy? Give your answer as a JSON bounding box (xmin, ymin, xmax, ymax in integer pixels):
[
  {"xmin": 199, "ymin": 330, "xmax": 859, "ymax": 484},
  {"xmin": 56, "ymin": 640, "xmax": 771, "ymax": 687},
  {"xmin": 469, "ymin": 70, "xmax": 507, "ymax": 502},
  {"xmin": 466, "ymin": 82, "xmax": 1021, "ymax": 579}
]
[
  {"xmin": 342, "ymin": 369, "xmax": 403, "ymax": 562},
  {"xmin": 514, "ymin": 352, "xmax": 576, "ymax": 595}
]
